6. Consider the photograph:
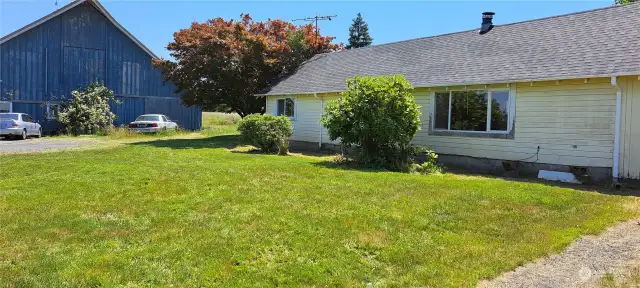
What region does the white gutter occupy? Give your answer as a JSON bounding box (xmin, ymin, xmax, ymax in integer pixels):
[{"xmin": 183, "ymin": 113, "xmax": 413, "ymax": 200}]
[
  {"xmin": 314, "ymin": 92, "xmax": 322, "ymax": 148},
  {"xmin": 611, "ymin": 76, "xmax": 622, "ymax": 181}
]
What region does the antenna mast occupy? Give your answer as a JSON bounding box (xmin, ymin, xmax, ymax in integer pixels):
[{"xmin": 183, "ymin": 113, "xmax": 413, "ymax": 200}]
[{"xmin": 293, "ymin": 14, "xmax": 337, "ymax": 40}]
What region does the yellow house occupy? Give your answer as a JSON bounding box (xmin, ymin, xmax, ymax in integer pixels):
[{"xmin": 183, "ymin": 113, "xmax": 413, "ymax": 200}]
[{"xmin": 258, "ymin": 4, "xmax": 640, "ymax": 181}]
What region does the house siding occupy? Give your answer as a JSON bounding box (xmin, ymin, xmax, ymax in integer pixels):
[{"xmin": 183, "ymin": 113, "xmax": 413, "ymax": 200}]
[
  {"xmin": 0, "ymin": 3, "xmax": 201, "ymax": 130},
  {"xmin": 268, "ymin": 77, "xmax": 617, "ymax": 169},
  {"xmin": 413, "ymin": 78, "xmax": 616, "ymax": 168},
  {"xmin": 619, "ymin": 76, "xmax": 640, "ymax": 179}
]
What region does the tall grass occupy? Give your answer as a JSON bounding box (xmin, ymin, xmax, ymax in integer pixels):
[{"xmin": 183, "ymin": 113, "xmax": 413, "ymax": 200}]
[{"xmin": 202, "ymin": 112, "xmax": 241, "ymax": 126}]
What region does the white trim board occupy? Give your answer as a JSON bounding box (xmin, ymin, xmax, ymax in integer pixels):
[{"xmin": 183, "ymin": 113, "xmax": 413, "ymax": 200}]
[{"xmin": 0, "ymin": 0, "xmax": 159, "ymax": 59}]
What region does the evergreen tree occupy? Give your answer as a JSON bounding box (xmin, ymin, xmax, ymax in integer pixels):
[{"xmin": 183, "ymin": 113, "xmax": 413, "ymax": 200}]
[{"xmin": 346, "ymin": 13, "xmax": 373, "ymax": 49}]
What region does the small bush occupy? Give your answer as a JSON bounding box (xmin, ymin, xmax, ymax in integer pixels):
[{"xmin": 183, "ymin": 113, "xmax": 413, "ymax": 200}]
[
  {"xmin": 237, "ymin": 114, "xmax": 293, "ymax": 154},
  {"xmin": 321, "ymin": 75, "xmax": 422, "ymax": 171},
  {"xmin": 57, "ymin": 83, "xmax": 119, "ymax": 135},
  {"xmin": 408, "ymin": 146, "xmax": 442, "ymax": 175}
]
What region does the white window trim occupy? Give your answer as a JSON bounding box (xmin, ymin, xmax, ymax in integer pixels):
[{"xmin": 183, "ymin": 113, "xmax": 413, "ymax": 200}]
[
  {"xmin": 274, "ymin": 96, "xmax": 297, "ymax": 121},
  {"xmin": 0, "ymin": 101, "xmax": 12, "ymax": 113},
  {"xmin": 430, "ymin": 86, "xmax": 516, "ymax": 134}
]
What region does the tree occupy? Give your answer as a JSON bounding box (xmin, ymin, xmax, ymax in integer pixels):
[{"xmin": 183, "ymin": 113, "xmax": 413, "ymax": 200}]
[
  {"xmin": 153, "ymin": 15, "xmax": 341, "ymax": 117},
  {"xmin": 320, "ymin": 75, "xmax": 421, "ymax": 170},
  {"xmin": 615, "ymin": 0, "xmax": 638, "ymax": 4},
  {"xmin": 57, "ymin": 83, "xmax": 119, "ymax": 135},
  {"xmin": 346, "ymin": 13, "xmax": 373, "ymax": 49}
]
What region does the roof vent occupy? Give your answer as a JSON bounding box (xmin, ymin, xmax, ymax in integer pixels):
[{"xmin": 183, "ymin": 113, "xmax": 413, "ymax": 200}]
[{"xmin": 479, "ymin": 12, "xmax": 495, "ymax": 35}]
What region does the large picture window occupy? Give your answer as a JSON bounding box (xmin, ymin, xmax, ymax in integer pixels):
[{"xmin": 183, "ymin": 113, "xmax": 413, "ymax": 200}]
[{"xmin": 433, "ymin": 89, "xmax": 511, "ymax": 132}]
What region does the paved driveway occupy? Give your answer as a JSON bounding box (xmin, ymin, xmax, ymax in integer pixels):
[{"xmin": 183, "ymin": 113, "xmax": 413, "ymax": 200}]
[{"xmin": 0, "ymin": 138, "xmax": 96, "ymax": 153}]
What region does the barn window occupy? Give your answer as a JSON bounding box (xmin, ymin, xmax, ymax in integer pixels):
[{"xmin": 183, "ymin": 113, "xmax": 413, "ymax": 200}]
[
  {"xmin": 122, "ymin": 62, "xmax": 141, "ymax": 95},
  {"xmin": 46, "ymin": 103, "xmax": 60, "ymax": 120},
  {"xmin": 277, "ymin": 98, "xmax": 295, "ymax": 118},
  {"xmin": 432, "ymin": 89, "xmax": 512, "ymax": 133}
]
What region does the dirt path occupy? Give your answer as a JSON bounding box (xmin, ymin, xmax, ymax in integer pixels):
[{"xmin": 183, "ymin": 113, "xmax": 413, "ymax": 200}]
[{"xmin": 478, "ymin": 219, "xmax": 640, "ymax": 288}]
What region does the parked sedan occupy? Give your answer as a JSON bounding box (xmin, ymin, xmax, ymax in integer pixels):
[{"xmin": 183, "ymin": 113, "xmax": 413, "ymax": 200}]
[
  {"xmin": 128, "ymin": 114, "xmax": 178, "ymax": 133},
  {"xmin": 0, "ymin": 113, "xmax": 42, "ymax": 140}
]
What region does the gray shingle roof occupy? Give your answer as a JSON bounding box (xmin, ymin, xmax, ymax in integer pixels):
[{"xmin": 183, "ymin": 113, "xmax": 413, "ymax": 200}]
[{"xmin": 259, "ymin": 3, "xmax": 640, "ymax": 96}]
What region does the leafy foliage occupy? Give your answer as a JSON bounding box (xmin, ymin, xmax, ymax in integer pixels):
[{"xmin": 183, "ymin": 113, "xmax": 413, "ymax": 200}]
[
  {"xmin": 408, "ymin": 147, "xmax": 443, "ymax": 175},
  {"xmin": 153, "ymin": 15, "xmax": 341, "ymax": 117},
  {"xmin": 615, "ymin": 0, "xmax": 638, "ymax": 4},
  {"xmin": 57, "ymin": 83, "xmax": 119, "ymax": 135},
  {"xmin": 346, "ymin": 13, "xmax": 373, "ymax": 49},
  {"xmin": 237, "ymin": 114, "xmax": 293, "ymax": 154},
  {"xmin": 321, "ymin": 75, "xmax": 422, "ymax": 170}
]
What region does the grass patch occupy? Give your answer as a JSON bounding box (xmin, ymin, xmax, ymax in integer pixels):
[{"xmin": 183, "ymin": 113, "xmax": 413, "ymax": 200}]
[
  {"xmin": 601, "ymin": 268, "xmax": 640, "ymax": 288},
  {"xmin": 0, "ymin": 114, "xmax": 638, "ymax": 286},
  {"xmin": 203, "ymin": 112, "xmax": 241, "ymax": 126}
]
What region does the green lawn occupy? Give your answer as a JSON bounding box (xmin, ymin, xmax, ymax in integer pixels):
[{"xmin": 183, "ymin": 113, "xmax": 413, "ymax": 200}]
[{"xmin": 0, "ymin": 117, "xmax": 637, "ymax": 287}]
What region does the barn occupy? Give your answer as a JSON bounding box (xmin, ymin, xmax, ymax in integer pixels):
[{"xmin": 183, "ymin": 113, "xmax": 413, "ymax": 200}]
[{"xmin": 0, "ymin": 0, "xmax": 201, "ymax": 132}]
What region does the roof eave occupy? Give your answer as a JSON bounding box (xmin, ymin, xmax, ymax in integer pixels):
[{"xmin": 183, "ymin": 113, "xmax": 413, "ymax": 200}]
[{"xmin": 256, "ymin": 72, "xmax": 640, "ymax": 97}]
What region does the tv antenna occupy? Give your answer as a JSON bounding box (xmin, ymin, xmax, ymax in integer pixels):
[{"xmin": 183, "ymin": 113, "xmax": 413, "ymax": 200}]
[
  {"xmin": 54, "ymin": 0, "xmax": 59, "ymax": 9},
  {"xmin": 293, "ymin": 15, "xmax": 337, "ymax": 39}
]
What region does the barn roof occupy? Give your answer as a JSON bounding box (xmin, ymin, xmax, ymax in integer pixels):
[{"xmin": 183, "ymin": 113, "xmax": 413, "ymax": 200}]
[
  {"xmin": 259, "ymin": 2, "xmax": 640, "ymax": 96},
  {"xmin": 0, "ymin": 0, "xmax": 159, "ymax": 59}
]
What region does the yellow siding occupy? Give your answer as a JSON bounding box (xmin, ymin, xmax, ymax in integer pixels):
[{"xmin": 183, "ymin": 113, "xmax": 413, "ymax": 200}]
[
  {"xmin": 320, "ymin": 94, "xmax": 340, "ymax": 145},
  {"xmin": 412, "ymin": 78, "xmax": 616, "ymax": 167},
  {"xmin": 619, "ymin": 76, "xmax": 640, "ymax": 179},
  {"xmin": 267, "ymin": 78, "xmax": 618, "ymax": 168},
  {"xmin": 266, "ymin": 95, "xmax": 322, "ymax": 143}
]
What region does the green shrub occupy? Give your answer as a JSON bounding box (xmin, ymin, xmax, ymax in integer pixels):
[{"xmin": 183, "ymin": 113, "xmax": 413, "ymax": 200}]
[
  {"xmin": 408, "ymin": 147, "xmax": 442, "ymax": 175},
  {"xmin": 57, "ymin": 83, "xmax": 119, "ymax": 135},
  {"xmin": 237, "ymin": 114, "xmax": 293, "ymax": 154},
  {"xmin": 321, "ymin": 75, "xmax": 424, "ymax": 171}
]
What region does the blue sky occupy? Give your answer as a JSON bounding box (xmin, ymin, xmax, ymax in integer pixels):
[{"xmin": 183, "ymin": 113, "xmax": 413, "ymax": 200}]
[{"xmin": 1, "ymin": 0, "xmax": 612, "ymax": 59}]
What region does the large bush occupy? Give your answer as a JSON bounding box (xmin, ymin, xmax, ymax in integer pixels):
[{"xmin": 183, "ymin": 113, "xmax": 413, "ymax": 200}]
[
  {"xmin": 57, "ymin": 83, "xmax": 119, "ymax": 135},
  {"xmin": 321, "ymin": 75, "xmax": 423, "ymax": 170},
  {"xmin": 237, "ymin": 114, "xmax": 293, "ymax": 154}
]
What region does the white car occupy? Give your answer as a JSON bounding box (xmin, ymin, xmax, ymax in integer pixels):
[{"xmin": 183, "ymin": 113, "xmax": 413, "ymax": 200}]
[
  {"xmin": 0, "ymin": 113, "xmax": 42, "ymax": 140},
  {"xmin": 128, "ymin": 114, "xmax": 178, "ymax": 133}
]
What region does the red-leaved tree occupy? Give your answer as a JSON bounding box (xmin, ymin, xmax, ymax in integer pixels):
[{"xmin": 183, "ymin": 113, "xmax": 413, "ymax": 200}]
[{"xmin": 153, "ymin": 14, "xmax": 341, "ymax": 117}]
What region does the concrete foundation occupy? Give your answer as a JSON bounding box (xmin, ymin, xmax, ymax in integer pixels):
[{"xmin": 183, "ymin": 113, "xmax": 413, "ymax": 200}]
[
  {"xmin": 437, "ymin": 154, "xmax": 611, "ymax": 183},
  {"xmin": 289, "ymin": 140, "xmax": 612, "ymax": 183}
]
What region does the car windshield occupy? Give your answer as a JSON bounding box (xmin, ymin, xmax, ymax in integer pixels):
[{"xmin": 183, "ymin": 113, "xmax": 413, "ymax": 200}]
[
  {"xmin": 0, "ymin": 113, "xmax": 19, "ymax": 120},
  {"xmin": 135, "ymin": 115, "xmax": 161, "ymax": 121}
]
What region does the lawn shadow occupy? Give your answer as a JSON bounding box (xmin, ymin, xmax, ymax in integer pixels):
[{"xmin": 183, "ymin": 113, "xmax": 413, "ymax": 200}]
[
  {"xmin": 129, "ymin": 134, "xmax": 243, "ymax": 150},
  {"xmin": 444, "ymin": 168, "xmax": 640, "ymax": 197}
]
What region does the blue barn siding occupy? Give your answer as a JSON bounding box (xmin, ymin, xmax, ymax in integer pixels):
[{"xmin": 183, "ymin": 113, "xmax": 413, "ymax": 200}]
[
  {"xmin": 0, "ymin": 2, "xmax": 200, "ymax": 131},
  {"xmin": 111, "ymin": 96, "xmax": 145, "ymax": 127}
]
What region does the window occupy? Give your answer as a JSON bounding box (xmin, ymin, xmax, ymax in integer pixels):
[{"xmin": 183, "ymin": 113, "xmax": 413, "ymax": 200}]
[
  {"xmin": 277, "ymin": 98, "xmax": 295, "ymax": 118},
  {"xmin": 135, "ymin": 115, "xmax": 161, "ymax": 122},
  {"xmin": 0, "ymin": 102, "xmax": 11, "ymax": 113},
  {"xmin": 161, "ymin": 116, "xmax": 168, "ymax": 122},
  {"xmin": 122, "ymin": 62, "xmax": 141, "ymax": 95},
  {"xmin": 46, "ymin": 104, "xmax": 59, "ymax": 120},
  {"xmin": 433, "ymin": 89, "xmax": 511, "ymax": 132},
  {"xmin": 0, "ymin": 113, "xmax": 19, "ymax": 120},
  {"xmin": 21, "ymin": 114, "xmax": 33, "ymax": 122}
]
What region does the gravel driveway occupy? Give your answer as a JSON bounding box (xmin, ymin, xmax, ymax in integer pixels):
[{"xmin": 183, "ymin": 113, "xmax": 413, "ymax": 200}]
[
  {"xmin": 0, "ymin": 138, "xmax": 96, "ymax": 153},
  {"xmin": 478, "ymin": 219, "xmax": 640, "ymax": 288}
]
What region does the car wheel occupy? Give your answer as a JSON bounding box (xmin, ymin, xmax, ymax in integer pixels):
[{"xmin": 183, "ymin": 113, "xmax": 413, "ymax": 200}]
[
  {"xmin": 36, "ymin": 128, "xmax": 42, "ymax": 138},
  {"xmin": 20, "ymin": 129, "xmax": 27, "ymax": 140}
]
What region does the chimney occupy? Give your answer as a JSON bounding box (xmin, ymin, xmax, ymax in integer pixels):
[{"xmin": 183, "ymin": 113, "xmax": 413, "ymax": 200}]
[{"xmin": 479, "ymin": 12, "xmax": 495, "ymax": 35}]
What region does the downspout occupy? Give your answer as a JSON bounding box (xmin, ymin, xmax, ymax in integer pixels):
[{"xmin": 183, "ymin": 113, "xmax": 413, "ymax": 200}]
[
  {"xmin": 314, "ymin": 92, "xmax": 322, "ymax": 148},
  {"xmin": 611, "ymin": 76, "xmax": 622, "ymax": 182}
]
